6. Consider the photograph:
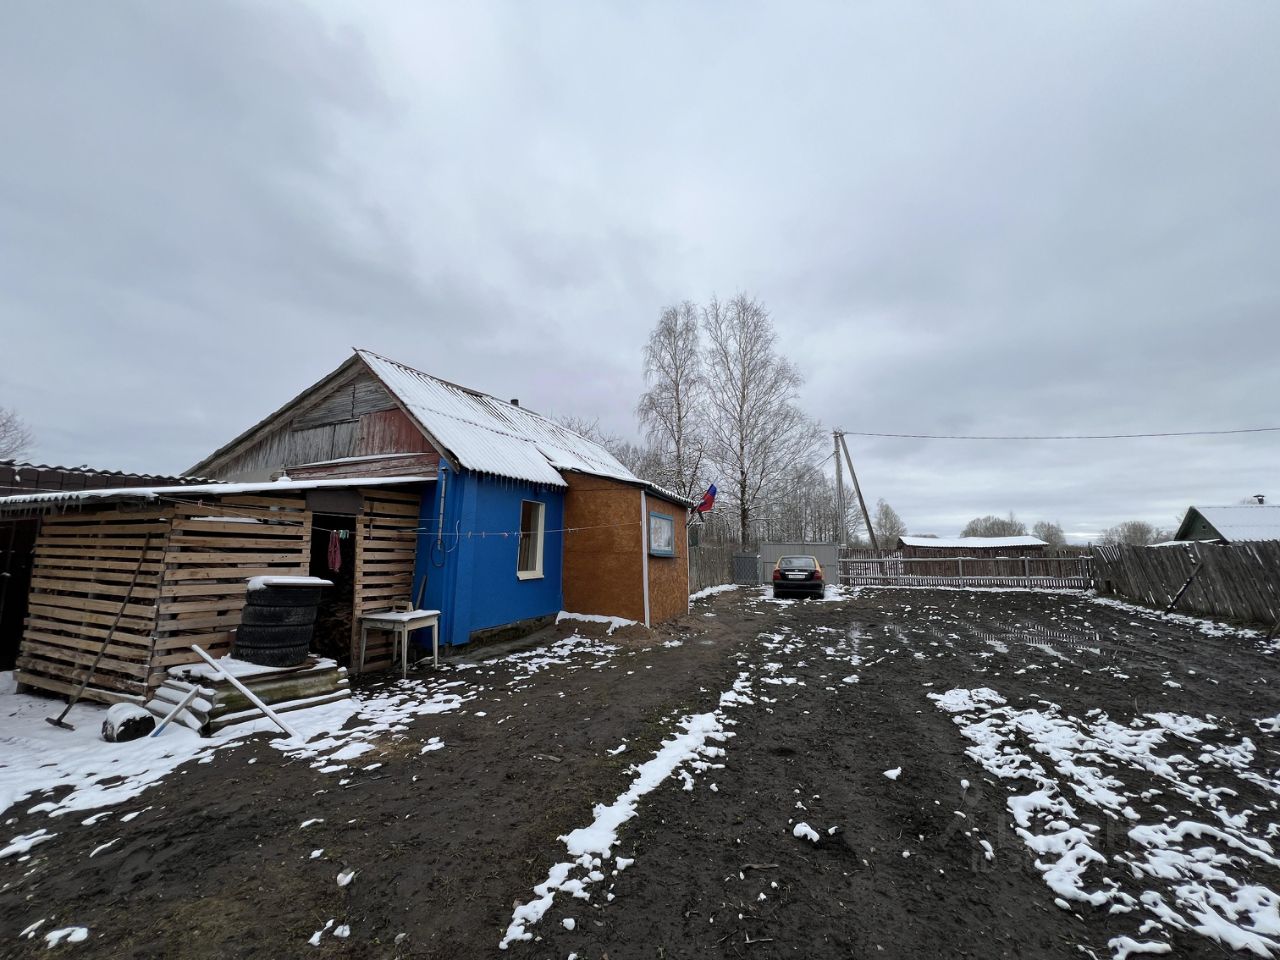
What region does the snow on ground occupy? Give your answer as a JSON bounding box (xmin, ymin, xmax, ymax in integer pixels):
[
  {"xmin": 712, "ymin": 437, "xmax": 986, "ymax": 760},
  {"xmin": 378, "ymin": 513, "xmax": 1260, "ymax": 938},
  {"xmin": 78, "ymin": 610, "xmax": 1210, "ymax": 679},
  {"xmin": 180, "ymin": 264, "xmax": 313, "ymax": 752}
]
[
  {"xmin": 0, "ymin": 625, "xmax": 639, "ymax": 870},
  {"xmin": 689, "ymin": 583, "xmax": 739, "ymax": 602},
  {"xmin": 555, "ymin": 611, "xmax": 638, "ymax": 635},
  {"xmin": 1086, "ymin": 593, "xmax": 1262, "ymax": 640},
  {"xmin": 932, "ymin": 685, "xmax": 1280, "ymax": 957},
  {"xmin": 499, "ymin": 670, "xmax": 752, "ymax": 949}
]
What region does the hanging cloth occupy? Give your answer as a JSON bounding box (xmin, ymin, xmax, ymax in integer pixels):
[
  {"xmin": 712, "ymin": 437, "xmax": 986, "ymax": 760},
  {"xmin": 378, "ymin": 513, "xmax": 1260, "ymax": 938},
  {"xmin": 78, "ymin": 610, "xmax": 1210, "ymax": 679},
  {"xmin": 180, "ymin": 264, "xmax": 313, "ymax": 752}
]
[{"xmin": 328, "ymin": 530, "xmax": 342, "ymax": 573}]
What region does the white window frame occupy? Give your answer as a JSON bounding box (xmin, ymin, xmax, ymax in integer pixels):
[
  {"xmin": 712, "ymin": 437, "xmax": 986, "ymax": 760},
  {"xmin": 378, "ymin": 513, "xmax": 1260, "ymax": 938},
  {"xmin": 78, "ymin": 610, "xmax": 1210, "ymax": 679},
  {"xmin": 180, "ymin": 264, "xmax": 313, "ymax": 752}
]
[{"xmin": 516, "ymin": 499, "xmax": 545, "ymax": 580}]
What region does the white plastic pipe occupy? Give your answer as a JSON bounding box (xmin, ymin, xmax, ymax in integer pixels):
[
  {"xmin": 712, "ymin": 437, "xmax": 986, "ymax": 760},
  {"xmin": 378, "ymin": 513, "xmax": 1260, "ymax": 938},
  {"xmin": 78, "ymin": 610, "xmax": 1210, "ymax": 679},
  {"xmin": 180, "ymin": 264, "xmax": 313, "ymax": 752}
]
[
  {"xmin": 150, "ymin": 685, "xmax": 201, "ymax": 737},
  {"xmin": 191, "ymin": 645, "xmax": 302, "ymax": 742}
]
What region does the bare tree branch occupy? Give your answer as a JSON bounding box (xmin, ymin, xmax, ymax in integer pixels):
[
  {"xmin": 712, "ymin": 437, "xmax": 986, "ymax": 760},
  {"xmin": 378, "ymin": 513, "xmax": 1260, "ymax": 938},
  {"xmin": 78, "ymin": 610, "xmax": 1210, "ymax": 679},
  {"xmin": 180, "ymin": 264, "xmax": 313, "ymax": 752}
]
[{"xmin": 0, "ymin": 406, "xmax": 33, "ymax": 461}]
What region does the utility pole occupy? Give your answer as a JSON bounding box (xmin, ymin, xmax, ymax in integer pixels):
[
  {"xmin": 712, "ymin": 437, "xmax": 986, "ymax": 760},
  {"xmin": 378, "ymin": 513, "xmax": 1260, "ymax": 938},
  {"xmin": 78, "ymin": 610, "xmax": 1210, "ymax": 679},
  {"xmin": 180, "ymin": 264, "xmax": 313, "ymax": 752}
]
[
  {"xmin": 833, "ymin": 430, "xmax": 845, "ymax": 546},
  {"xmin": 838, "ymin": 432, "xmax": 879, "ymax": 553}
]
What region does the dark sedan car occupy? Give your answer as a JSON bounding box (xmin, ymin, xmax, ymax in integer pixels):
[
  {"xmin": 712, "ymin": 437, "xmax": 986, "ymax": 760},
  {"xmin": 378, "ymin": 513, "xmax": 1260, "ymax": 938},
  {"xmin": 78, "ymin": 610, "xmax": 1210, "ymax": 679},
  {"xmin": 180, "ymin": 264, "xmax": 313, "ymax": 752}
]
[{"xmin": 771, "ymin": 555, "xmax": 825, "ymax": 598}]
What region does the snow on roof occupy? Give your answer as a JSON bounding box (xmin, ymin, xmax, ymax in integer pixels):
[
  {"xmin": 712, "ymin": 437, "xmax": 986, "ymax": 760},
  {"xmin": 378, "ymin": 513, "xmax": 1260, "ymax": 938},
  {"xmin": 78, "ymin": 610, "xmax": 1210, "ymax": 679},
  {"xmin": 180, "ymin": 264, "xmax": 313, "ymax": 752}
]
[
  {"xmin": 0, "ymin": 476, "xmax": 432, "ymax": 511},
  {"xmin": 898, "ymin": 535, "xmax": 1049, "ymax": 549},
  {"xmin": 359, "ymin": 349, "xmax": 638, "ymax": 489},
  {"xmin": 1179, "ymin": 505, "xmax": 1280, "ymax": 543}
]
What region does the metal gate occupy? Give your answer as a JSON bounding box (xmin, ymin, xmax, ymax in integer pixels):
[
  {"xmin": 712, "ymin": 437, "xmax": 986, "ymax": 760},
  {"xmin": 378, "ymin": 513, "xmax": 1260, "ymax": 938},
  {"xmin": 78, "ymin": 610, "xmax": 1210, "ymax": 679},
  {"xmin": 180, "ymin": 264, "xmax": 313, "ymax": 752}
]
[
  {"xmin": 732, "ymin": 553, "xmax": 760, "ymax": 585},
  {"xmin": 757, "ymin": 542, "xmax": 840, "ymax": 584}
]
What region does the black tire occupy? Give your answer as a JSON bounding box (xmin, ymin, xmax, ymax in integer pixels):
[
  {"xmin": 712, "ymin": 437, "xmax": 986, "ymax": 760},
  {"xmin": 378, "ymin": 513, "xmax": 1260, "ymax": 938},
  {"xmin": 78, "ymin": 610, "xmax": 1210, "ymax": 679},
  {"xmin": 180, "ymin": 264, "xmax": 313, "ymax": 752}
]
[
  {"xmin": 240, "ymin": 604, "xmax": 318, "ymax": 627},
  {"xmin": 246, "ymin": 585, "xmax": 324, "ymax": 608},
  {"xmin": 233, "ymin": 622, "xmax": 313, "ymax": 667},
  {"xmin": 231, "ymin": 641, "xmax": 311, "ymax": 667}
]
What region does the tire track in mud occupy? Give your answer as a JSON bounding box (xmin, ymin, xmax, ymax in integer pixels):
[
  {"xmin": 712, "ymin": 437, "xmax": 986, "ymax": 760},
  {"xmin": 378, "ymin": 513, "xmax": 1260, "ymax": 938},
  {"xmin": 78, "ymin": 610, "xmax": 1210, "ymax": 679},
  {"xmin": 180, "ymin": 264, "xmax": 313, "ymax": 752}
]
[{"xmin": 519, "ymin": 587, "xmax": 1280, "ymax": 960}]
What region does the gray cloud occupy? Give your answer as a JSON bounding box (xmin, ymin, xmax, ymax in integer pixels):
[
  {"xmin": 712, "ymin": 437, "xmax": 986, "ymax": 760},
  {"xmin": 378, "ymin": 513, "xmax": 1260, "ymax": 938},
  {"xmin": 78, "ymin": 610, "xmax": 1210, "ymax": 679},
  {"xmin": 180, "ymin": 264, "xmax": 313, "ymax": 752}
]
[{"xmin": 2, "ymin": 1, "xmax": 1277, "ymax": 538}]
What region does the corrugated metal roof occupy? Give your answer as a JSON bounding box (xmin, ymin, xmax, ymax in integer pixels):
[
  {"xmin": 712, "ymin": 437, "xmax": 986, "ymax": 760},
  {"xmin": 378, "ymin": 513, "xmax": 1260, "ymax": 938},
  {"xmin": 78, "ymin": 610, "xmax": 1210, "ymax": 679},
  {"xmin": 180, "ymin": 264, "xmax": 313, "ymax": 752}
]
[
  {"xmin": 359, "ymin": 350, "xmax": 639, "ymax": 489},
  {"xmin": 899, "ymin": 535, "xmax": 1048, "ymax": 549},
  {"xmin": 0, "ymin": 476, "xmax": 432, "ymax": 512},
  {"xmin": 1179, "ymin": 505, "xmax": 1280, "ymax": 543}
]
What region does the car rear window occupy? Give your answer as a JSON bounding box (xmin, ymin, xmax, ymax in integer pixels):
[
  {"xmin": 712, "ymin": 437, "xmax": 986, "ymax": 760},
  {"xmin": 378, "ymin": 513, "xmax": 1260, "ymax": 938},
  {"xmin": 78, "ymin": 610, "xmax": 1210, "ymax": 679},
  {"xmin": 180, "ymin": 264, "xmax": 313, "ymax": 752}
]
[{"xmin": 779, "ymin": 557, "xmax": 816, "ymax": 569}]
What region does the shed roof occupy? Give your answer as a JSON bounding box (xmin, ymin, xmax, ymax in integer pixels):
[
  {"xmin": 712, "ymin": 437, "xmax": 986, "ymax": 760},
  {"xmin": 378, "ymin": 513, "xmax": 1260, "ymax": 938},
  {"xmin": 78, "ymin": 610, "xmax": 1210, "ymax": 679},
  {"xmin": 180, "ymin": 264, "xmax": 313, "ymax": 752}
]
[
  {"xmin": 898, "ymin": 535, "xmax": 1048, "ymax": 549},
  {"xmin": 0, "ymin": 476, "xmax": 432, "ymax": 514},
  {"xmin": 1174, "ymin": 505, "xmax": 1280, "ymax": 543},
  {"xmin": 357, "ymin": 350, "xmax": 638, "ymax": 489}
]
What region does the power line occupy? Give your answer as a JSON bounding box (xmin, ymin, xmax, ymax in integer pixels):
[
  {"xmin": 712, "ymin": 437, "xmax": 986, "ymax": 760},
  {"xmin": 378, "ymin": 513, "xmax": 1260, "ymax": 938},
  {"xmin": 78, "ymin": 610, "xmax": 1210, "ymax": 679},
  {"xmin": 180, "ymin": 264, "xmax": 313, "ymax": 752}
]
[{"xmin": 839, "ymin": 426, "xmax": 1280, "ymax": 441}]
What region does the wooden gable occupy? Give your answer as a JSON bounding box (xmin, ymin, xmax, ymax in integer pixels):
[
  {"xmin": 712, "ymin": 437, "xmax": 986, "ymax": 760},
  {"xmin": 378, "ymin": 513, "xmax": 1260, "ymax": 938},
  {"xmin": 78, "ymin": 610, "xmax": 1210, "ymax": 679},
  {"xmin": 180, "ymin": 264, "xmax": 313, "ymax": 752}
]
[{"xmin": 195, "ymin": 361, "xmax": 439, "ymax": 482}]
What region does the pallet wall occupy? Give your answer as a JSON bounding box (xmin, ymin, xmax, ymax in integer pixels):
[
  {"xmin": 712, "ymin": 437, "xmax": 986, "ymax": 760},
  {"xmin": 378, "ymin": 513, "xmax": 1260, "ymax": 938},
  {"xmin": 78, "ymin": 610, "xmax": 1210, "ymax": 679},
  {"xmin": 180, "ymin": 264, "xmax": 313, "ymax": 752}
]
[
  {"xmin": 151, "ymin": 494, "xmax": 311, "ymax": 689},
  {"xmin": 352, "ymin": 489, "xmax": 421, "ymax": 670},
  {"xmin": 16, "ymin": 507, "xmax": 170, "ymax": 703}
]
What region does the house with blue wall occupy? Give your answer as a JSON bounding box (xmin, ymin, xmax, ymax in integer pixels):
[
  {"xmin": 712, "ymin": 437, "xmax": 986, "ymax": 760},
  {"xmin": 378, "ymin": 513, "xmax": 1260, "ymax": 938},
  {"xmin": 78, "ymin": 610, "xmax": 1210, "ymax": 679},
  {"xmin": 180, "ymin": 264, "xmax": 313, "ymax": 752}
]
[{"xmin": 188, "ymin": 349, "xmax": 694, "ymax": 660}]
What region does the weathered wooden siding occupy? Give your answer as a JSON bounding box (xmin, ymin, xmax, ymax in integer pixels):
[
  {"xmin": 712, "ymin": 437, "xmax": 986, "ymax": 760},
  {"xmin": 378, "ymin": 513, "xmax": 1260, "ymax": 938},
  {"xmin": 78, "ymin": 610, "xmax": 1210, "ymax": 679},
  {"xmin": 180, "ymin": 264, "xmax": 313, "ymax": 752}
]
[
  {"xmin": 1093, "ymin": 541, "xmax": 1280, "ymax": 627},
  {"xmin": 200, "ymin": 370, "xmax": 436, "ymax": 482}
]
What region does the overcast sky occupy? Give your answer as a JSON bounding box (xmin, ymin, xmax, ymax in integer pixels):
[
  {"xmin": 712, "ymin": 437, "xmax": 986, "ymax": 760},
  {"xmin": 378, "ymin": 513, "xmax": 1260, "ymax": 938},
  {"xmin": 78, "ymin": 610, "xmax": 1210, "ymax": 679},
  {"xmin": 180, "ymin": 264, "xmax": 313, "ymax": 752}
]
[{"xmin": 3, "ymin": 2, "xmax": 1278, "ymax": 540}]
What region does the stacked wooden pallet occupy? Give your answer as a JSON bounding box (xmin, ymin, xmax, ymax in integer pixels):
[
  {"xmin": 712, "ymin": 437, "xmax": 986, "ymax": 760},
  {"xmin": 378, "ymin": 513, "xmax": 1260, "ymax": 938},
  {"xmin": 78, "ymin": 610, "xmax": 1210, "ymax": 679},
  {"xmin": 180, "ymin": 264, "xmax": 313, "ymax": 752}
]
[
  {"xmin": 146, "ymin": 655, "xmax": 351, "ymax": 735},
  {"xmin": 352, "ymin": 489, "xmax": 420, "ymax": 670},
  {"xmin": 150, "ymin": 494, "xmax": 311, "ymax": 689},
  {"xmin": 16, "ymin": 507, "xmax": 169, "ymax": 703}
]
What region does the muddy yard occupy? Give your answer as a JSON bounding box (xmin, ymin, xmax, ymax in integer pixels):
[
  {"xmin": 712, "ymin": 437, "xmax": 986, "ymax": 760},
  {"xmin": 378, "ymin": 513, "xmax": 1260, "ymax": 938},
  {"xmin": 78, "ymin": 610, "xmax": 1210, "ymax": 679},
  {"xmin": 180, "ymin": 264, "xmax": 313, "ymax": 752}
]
[{"xmin": 3, "ymin": 587, "xmax": 1279, "ymax": 959}]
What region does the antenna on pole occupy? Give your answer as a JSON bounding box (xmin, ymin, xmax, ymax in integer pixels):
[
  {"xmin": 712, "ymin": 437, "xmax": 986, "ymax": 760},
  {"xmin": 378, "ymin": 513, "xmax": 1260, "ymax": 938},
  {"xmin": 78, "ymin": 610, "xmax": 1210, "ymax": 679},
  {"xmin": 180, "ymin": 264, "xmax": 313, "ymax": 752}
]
[{"xmin": 837, "ymin": 431, "xmax": 879, "ymax": 553}]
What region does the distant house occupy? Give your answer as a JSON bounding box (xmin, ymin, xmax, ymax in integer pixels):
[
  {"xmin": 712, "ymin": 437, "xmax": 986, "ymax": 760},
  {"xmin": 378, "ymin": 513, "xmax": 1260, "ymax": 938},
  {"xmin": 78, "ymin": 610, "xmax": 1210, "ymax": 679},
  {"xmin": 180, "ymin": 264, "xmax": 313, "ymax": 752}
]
[
  {"xmin": 896, "ymin": 535, "xmax": 1048, "ymax": 559},
  {"xmin": 1173, "ymin": 504, "xmax": 1280, "ymax": 544},
  {"xmin": 0, "ymin": 350, "xmax": 695, "ymax": 703}
]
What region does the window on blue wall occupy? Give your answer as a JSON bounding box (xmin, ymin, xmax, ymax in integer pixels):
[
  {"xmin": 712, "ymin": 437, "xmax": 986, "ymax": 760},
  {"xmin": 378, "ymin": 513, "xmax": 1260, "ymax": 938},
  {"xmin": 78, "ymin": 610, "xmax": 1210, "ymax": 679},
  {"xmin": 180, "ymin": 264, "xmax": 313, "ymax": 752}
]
[{"xmin": 517, "ymin": 500, "xmax": 545, "ymax": 579}]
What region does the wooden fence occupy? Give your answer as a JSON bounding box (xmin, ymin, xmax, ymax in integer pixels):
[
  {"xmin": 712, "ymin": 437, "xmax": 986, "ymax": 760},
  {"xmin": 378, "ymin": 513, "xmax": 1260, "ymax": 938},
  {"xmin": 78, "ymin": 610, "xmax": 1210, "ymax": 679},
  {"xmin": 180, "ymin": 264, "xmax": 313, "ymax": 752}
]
[
  {"xmin": 839, "ymin": 552, "xmax": 1091, "ymax": 589},
  {"xmin": 1092, "ymin": 541, "xmax": 1280, "ymax": 627},
  {"xmin": 689, "ymin": 543, "xmax": 737, "ymax": 594}
]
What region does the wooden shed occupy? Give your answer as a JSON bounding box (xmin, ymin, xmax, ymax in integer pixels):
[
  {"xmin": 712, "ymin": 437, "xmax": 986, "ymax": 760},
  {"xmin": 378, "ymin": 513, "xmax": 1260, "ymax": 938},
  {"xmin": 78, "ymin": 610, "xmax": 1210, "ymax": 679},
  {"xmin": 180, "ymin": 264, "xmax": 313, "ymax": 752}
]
[
  {"xmin": 562, "ymin": 473, "xmax": 692, "ymax": 626},
  {"xmin": 0, "ymin": 478, "xmax": 427, "ymax": 704},
  {"xmin": 0, "ymin": 460, "xmax": 207, "ymax": 671}
]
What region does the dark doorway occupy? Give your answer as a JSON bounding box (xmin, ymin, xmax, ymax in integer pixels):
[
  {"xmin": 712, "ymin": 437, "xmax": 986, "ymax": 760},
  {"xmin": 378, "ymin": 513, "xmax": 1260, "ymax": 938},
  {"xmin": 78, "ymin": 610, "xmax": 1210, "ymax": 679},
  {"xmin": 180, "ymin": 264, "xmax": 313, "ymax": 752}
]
[
  {"xmin": 309, "ymin": 514, "xmax": 357, "ymax": 665},
  {"xmin": 0, "ymin": 518, "xmax": 38, "ymax": 670}
]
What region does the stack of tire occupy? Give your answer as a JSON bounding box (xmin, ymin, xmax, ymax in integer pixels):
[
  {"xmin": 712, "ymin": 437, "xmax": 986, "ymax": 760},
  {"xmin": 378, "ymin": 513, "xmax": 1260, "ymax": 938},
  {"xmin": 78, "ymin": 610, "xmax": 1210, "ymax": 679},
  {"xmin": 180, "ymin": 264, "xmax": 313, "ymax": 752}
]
[{"xmin": 233, "ymin": 578, "xmax": 329, "ymax": 667}]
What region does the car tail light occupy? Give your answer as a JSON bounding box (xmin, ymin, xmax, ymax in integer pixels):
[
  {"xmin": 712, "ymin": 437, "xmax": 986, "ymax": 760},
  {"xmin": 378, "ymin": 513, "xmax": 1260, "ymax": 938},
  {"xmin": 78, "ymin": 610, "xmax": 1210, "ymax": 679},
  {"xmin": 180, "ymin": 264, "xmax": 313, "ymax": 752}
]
[
  {"xmin": 813, "ymin": 569, "xmax": 823, "ymax": 581},
  {"xmin": 772, "ymin": 568, "xmax": 781, "ymax": 580}
]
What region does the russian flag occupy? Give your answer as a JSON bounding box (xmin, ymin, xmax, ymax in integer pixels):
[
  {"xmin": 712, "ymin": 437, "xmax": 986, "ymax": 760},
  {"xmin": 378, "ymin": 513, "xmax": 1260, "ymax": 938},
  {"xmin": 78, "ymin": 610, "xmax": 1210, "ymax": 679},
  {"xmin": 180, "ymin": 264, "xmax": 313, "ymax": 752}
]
[{"xmin": 696, "ymin": 483, "xmax": 717, "ymax": 513}]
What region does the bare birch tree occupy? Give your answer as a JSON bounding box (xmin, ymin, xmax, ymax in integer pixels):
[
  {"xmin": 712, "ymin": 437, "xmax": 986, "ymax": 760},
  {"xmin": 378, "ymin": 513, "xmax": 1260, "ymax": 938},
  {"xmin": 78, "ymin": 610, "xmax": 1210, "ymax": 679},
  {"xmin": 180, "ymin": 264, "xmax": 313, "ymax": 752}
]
[
  {"xmin": 636, "ymin": 302, "xmax": 706, "ymax": 499},
  {"xmin": 701, "ymin": 294, "xmax": 821, "ymax": 543},
  {"xmin": 0, "ymin": 406, "xmax": 33, "ymax": 461},
  {"xmin": 873, "ymin": 499, "xmax": 907, "ymax": 547}
]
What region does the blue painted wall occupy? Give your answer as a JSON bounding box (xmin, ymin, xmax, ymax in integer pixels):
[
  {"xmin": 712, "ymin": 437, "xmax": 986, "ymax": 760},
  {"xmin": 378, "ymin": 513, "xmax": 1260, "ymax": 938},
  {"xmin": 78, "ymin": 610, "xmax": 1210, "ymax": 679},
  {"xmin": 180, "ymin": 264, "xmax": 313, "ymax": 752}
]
[{"xmin": 414, "ymin": 463, "xmax": 565, "ymax": 647}]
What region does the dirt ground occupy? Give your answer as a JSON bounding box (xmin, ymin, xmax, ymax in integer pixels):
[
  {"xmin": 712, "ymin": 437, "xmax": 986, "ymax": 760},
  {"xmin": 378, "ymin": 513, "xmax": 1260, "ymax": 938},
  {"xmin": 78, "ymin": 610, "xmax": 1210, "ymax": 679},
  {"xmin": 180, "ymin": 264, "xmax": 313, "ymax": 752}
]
[{"xmin": 3, "ymin": 587, "xmax": 1279, "ymax": 959}]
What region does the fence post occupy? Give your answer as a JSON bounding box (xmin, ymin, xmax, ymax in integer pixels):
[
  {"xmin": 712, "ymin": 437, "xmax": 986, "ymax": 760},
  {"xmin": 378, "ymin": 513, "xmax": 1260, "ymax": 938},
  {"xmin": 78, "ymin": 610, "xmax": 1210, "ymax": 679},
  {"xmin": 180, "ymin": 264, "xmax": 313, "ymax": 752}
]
[
  {"xmin": 1024, "ymin": 556, "xmax": 1031, "ymax": 590},
  {"xmin": 957, "ymin": 556, "xmax": 964, "ymax": 585}
]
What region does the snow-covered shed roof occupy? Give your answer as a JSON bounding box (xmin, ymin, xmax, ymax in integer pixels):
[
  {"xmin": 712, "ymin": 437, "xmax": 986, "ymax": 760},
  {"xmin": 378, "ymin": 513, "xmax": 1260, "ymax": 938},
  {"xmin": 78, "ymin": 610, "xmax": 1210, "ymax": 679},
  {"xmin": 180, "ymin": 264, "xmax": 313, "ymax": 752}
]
[
  {"xmin": 0, "ymin": 476, "xmax": 431, "ymax": 513},
  {"xmin": 898, "ymin": 535, "xmax": 1049, "ymax": 549},
  {"xmin": 357, "ymin": 350, "xmax": 639, "ymax": 490},
  {"xmin": 1174, "ymin": 505, "xmax": 1280, "ymax": 543}
]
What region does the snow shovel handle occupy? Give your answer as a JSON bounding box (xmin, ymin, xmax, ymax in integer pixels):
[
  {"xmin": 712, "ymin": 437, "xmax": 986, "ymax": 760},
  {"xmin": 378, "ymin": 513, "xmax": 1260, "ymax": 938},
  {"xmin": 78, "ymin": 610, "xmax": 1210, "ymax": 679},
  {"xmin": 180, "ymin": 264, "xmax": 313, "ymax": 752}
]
[{"xmin": 190, "ymin": 645, "xmax": 302, "ymax": 742}]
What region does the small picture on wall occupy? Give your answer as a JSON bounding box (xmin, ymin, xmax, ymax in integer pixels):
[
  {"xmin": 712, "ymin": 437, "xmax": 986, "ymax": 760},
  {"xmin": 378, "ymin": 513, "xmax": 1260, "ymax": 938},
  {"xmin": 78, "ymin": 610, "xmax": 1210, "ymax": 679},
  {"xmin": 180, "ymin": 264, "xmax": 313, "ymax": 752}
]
[{"xmin": 648, "ymin": 511, "xmax": 675, "ymax": 557}]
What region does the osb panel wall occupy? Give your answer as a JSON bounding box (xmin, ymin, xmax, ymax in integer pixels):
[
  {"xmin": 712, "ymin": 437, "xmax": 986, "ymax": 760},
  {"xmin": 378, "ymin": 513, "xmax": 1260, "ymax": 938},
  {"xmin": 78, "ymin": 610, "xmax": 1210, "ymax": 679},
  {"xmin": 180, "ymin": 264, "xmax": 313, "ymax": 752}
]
[
  {"xmin": 645, "ymin": 493, "xmax": 689, "ymax": 624},
  {"xmin": 562, "ymin": 474, "xmax": 644, "ymax": 623}
]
